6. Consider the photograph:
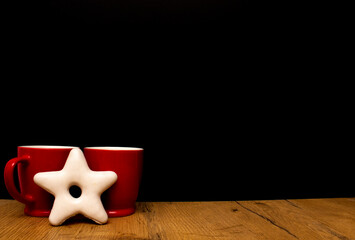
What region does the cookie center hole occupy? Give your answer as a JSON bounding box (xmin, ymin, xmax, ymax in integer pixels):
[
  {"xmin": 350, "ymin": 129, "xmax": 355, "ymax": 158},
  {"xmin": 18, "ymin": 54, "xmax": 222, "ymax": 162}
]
[{"xmin": 69, "ymin": 185, "xmax": 82, "ymax": 198}]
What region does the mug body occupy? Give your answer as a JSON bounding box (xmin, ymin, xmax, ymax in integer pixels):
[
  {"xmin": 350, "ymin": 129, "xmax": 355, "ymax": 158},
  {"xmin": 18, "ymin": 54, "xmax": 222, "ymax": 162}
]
[
  {"xmin": 16, "ymin": 146, "xmax": 76, "ymax": 216},
  {"xmin": 84, "ymin": 147, "xmax": 143, "ymax": 217}
]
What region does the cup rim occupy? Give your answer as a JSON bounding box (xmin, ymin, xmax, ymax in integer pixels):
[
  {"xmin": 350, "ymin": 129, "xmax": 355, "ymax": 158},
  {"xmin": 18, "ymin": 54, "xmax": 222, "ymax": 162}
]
[
  {"xmin": 84, "ymin": 146, "xmax": 143, "ymax": 151},
  {"xmin": 19, "ymin": 145, "xmax": 78, "ymax": 149}
]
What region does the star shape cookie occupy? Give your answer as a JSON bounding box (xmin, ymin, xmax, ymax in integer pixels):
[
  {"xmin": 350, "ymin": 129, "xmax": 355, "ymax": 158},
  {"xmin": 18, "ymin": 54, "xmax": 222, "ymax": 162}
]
[{"xmin": 34, "ymin": 148, "xmax": 117, "ymax": 226}]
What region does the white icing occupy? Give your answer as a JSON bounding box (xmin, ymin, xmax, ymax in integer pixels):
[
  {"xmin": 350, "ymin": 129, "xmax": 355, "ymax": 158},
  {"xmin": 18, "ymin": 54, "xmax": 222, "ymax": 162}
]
[{"xmin": 34, "ymin": 148, "xmax": 117, "ymax": 226}]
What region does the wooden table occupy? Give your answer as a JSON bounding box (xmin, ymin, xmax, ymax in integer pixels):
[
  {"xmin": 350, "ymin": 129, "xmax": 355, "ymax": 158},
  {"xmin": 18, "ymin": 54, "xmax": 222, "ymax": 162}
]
[{"xmin": 0, "ymin": 198, "xmax": 354, "ymax": 239}]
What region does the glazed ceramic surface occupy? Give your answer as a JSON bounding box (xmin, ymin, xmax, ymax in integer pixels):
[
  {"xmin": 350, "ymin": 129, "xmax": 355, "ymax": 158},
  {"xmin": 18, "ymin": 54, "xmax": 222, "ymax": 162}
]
[
  {"xmin": 4, "ymin": 146, "xmax": 77, "ymax": 216},
  {"xmin": 84, "ymin": 147, "xmax": 143, "ymax": 217}
]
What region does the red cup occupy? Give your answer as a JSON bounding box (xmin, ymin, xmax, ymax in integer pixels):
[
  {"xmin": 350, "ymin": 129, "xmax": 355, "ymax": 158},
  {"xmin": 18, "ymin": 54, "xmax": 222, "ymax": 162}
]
[
  {"xmin": 4, "ymin": 145, "xmax": 77, "ymax": 216},
  {"xmin": 84, "ymin": 147, "xmax": 143, "ymax": 217}
]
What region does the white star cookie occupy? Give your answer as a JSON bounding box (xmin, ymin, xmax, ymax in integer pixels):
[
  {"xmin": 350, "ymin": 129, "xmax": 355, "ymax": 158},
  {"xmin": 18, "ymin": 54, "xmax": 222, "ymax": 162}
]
[{"xmin": 34, "ymin": 148, "xmax": 117, "ymax": 226}]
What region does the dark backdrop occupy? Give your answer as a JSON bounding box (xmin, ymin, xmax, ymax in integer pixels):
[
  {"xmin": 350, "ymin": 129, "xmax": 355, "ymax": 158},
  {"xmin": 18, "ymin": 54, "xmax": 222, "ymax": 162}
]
[
  {"xmin": 0, "ymin": 81, "xmax": 353, "ymax": 201},
  {"xmin": 2, "ymin": 0, "xmax": 248, "ymax": 26},
  {"xmin": 1, "ymin": 0, "xmax": 353, "ymax": 201}
]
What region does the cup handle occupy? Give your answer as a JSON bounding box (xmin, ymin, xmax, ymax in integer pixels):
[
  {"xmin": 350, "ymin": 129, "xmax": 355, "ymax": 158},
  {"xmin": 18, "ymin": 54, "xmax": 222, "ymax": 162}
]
[{"xmin": 4, "ymin": 155, "xmax": 34, "ymax": 204}]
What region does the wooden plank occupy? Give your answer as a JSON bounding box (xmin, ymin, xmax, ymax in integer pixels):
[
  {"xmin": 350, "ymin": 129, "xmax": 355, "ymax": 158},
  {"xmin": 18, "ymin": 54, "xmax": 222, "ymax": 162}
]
[
  {"xmin": 0, "ymin": 199, "xmax": 150, "ymax": 240},
  {"xmin": 234, "ymin": 200, "xmax": 301, "ymax": 240},
  {"xmin": 236, "ymin": 198, "xmax": 355, "ymax": 240},
  {"xmin": 136, "ymin": 201, "xmax": 261, "ymax": 239},
  {"xmin": 0, "ymin": 199, "xmax": 354, "ymax": 240},
  {"xmin": 289, "ymin": 198, "xmax": 355, "ymax": 239},
  {"xmin": 0, "ymin": 200, "xmax": 49, "ymax": 239}
]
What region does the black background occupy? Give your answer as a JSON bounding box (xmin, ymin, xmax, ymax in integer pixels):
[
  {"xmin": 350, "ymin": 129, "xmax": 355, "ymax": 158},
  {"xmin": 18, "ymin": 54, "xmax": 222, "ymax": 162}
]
[
  {"xmin": 1, "ymin": 0, "xmax": 353, "ymax": 201},
  {"xmin": 2, "ymin": 0, "xmax": 248, "ymax": 26},
  {"xmin": 0, "ymin": 81, "xmax": 353, "ymax": 201}
]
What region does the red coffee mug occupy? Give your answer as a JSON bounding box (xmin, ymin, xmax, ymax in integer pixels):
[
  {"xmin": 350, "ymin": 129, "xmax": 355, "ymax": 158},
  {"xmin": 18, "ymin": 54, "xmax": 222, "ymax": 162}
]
[
  {"xmin": 4, "ymin": 145, "xmax": 77, "ymax": 216},
  {"xmin": 84, "ymin": 147, "xmax": 143, "ymax": 217}
]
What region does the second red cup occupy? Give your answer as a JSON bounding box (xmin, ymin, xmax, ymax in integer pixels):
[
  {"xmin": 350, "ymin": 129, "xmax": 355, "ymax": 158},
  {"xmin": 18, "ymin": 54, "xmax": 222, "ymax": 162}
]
[{"xmin": 84, "ymin": 147, "xmax": 143, "ymax": 217}]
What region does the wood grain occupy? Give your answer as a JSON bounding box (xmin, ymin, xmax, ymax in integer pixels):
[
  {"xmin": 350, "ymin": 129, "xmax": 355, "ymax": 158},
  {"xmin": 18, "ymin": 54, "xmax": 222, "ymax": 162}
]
[{"xmin": 0, "ymin": 199, "xmax": 354, "ymax": 239}]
